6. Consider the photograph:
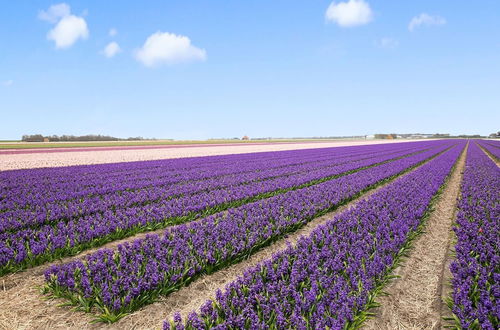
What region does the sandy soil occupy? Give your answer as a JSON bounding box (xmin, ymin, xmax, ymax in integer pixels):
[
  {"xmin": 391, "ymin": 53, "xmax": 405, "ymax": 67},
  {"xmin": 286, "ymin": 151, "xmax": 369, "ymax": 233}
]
[
  {"xmin": 0, "ymin": 224, "xmax": 186, "ymax": 330},
  {"xmin": 0, "ymin": 139, "xmax": 425, "ymax": 171},
  {"xmin": 363, "ymin": 143, "xmax": 468, "ymax": 330},
  {"xmin": 0, "ymin": 142, "xmax": 437, "ymax": 330}
]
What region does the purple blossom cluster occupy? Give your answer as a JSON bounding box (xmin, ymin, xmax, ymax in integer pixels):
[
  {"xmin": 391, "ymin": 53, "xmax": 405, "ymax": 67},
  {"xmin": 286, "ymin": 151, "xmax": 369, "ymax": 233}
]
[
  {"xmin": 477, "ymin": 140, "xmax": 500, "ymax": 160},
  {"xmin": 163, "ymin": 141, "xmax": 465, "ymax": 329},
  {"xmin": 449, "ymin": 142, "xmax": 499, "ymax": 329},
  {"xmin": 2, "ymin": 144, "xmax": 413, "ymax": 210},
  {"xmin": 43, "ymin": 141, "xmax": 457, "ymax": 319},
  {"xmin": 1, "ymin": 142, "xmax": 438, "ymax": 275},
  {"xmin": 0, "ymin": 145, "xmax": 423, "ymax": 233}
]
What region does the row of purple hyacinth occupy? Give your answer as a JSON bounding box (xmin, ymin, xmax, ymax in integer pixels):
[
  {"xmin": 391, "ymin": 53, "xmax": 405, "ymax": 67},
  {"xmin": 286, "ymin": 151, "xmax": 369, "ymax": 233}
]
[
  {"xmin": 478, "ymin": 139, "xmax": 500, "ymax": 160},
  {"xmin": 0, "ymin": 147, "xmax": 345, "ymax": 207},
  {"xmin": 0, "ymin": 144, "xmax": 425, "ymax": 232},
  {"xmin": 1, "ymin": 144, "xmax": 439, "ymax": 275},
  {"xmin": 449, "ymin": 142, "xmax": 499, "ymax": 330},
  {"xmin": 162, "ymin": 141, "xmax": 465, "ymax": 329},
  {"xmin": 0, "ymin": 143, "xmax": 425, "ymax": 216},
  {"xmin": 0, "ymin": 143, "xmax": 440, "ymax": 274},
  {"xmin": 43, "ymin": 141, "xmax": 457, "ymax": 320},
  {"xmin": 1, "ymin": 146, "xmax": 320, "ymax": 188},
  {"xmin": 0, "ymin": 145, "xmax": 429, "ymax": 233},
  {"xmin": 2, "ymin": 143, "xmax": 406, "ymax": 209}
]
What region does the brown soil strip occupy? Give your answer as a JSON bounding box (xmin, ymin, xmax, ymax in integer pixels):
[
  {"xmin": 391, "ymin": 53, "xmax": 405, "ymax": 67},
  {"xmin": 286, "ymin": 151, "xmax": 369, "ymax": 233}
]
[
  {"xmin": 363, "ymin": 143, "xmax": 468, "ymax": 330},
  {"xmin": 440, "ymin": 236, "xmax": 457, "ymax": 326},
  {"xmin": 0, "ymin": 227, "xmax": 175, "ymax": 330},
  {"xmin": 0, "ymin": 149, "xmax": 446, "ymax": 330}
]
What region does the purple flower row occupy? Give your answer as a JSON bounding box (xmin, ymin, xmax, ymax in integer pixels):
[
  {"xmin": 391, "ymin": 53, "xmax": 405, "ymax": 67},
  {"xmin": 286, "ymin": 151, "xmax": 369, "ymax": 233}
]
[
  {"xmin": 0, "ymin": 143, "xmax": 439, "ymax": 274},
  {"xmin": 449, "ymin": 142, "xmax": 499, "ymax": 330},
  {"xmin": 43, "ymin": 141, "xmax": 458, "ymax": 319},
  {"xmin": 0, "ymin": 147, "xmax": 342, "ymax": 209},
  {"xmin": 163, "ymin": 141, "xmax": 465, "ymax": 329},
  {"xmin": 2, "ymin": 144, "xmax": 402, "ymax": 210},
  {"xmin": 0, "ymin": 148, "xmax": 337, "ymax": 208},
  {"xmin": 1, "ymin": 144, "xmax": 438, "ymax": 275},
  {"xmin": 477, "ymin": 139, "xmax": 500, "ymax": 160},
  {"xmin": 0, "ymin": 146, "xmax": 427, "ymax": 234},
  {"xmin": 1, "ymin": 145, "xmax": 423, "ymax": 233}
]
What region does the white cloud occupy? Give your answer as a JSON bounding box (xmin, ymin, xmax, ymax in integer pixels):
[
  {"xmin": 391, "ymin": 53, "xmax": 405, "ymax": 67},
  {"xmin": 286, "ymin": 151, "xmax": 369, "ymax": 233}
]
[
  {"xmin": 375, "ymin": 37, "xmax": 398, "ymax": 49},
  {"xmin": 325, "ymin": 0, "xmax": 373, "ymax": 27},
  {"xmin": 39, "ymin": 3, "xmax": 89, "ymax": 49},
  {"xmin": 134, "ymin": 32, "xmax": 206, "ymax": 67},
  {"xmin": 102, "ymin": 42, "xmax": 121, "ymax": 58},
  {"xmin": 409, "ymin": 13, "xmax": 446, "ymax": 32},
  {"xmin": 109, "ymin": 28, "xmax": 117, "ymax": 37},
  {"xmin": 38, "ymin": 3, "xmax": 70, "ymax": 23},
  {"xmin": 1, "ymin": 80, "xmax": 13, "ymax": 87},
  {"xmin": 47, "ymin": 15, "xmax": 89, "ymax": 49}
]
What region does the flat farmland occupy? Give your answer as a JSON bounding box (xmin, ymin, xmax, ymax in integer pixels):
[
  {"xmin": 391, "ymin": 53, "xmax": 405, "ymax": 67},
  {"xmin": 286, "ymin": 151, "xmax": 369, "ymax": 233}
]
[
  {"xmin": 0, "ymin": 139, "xmax": 498, "ymax": 329},
  {"xmin": 0, "ymin": 139, "xmax": 422, "ymax": 171}
]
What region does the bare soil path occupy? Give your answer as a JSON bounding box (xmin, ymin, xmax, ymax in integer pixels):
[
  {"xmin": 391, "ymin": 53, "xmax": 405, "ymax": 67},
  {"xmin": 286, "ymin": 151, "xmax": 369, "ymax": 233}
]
[
  {"xmin": 363, "ymin": 143, "xmax": 468, "ymax": 330},
  {"xmin": 0, "ymin": 226, "xmax": 178, "ymax": 330}
]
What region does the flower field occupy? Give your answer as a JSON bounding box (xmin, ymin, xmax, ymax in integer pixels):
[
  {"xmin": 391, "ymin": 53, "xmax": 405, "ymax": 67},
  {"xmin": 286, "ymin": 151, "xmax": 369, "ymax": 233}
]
[
  {"xmin": 448, "ymin": 142, "xmax": 499, "ymax": 329},
  {"xmin": 0, "ymin": 142, "xmax": 434, "ymax": 275},
  {"xmin": 1, "ymin": 139, "xmax": 497, "ymax": 329},
  {"xmin": 43, "ymin": 141, "xmax": 454, "ymax": 320},
  {"xmin": 478, "ymin": 140, "xmax": 500, "ymax": 160}
]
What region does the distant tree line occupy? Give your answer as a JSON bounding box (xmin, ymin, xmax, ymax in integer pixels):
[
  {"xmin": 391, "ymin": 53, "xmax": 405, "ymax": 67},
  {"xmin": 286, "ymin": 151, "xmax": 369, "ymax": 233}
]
[
  {"xmin": 248, "ymin": 136, "xmax": 367, "ymax": 140},
  {"xmin": 455, "ymin": 134, "xmax": 484, "ymax": 138},
  {"xmin": 21, "ymin": 134, "xmax": 146, "ymax": 142}
]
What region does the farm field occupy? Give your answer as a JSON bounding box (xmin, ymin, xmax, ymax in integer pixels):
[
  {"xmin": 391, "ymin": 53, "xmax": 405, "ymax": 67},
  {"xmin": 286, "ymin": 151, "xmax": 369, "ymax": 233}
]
[
  {"xmin": 0, "ymin": 139, "xmax": 498, "ymax": 329},
  {"xmin": 0, "ymin": 139, "xmax": 426, "ymax": 171},
  {"xmin": 3, "ymin": 1, "xmax": 499, "ymax": 329},
  {"xmin": 0, "ymin": 139, "xmax": 364, "ymax": 150}
]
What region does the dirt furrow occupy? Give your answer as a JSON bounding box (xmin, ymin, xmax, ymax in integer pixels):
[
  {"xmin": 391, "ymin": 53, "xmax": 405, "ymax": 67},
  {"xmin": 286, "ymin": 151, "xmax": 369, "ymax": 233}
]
[{"xmin": 363, "ymin": 143, "xmax": 468, "ymax": 330}]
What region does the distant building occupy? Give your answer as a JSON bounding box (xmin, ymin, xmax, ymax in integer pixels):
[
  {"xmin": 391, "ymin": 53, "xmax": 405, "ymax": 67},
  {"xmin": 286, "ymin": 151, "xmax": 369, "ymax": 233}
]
[
  {"xmin": 242, "ymin": 135, "xmax": 249, "ymax": 140},
  {"xmin": 43, "ymin": 137, "xmax": 49, "ymax": 142},
  {"xmin": 374, "ymin": 134, "xmax": 397, "ymax": 139}
]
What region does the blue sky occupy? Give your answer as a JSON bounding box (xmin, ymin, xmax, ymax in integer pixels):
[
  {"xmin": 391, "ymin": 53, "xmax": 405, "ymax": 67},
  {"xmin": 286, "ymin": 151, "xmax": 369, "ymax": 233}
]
[{"xmin": 1, "ymin": 1, "xmax": 499, "ymax": 140}]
